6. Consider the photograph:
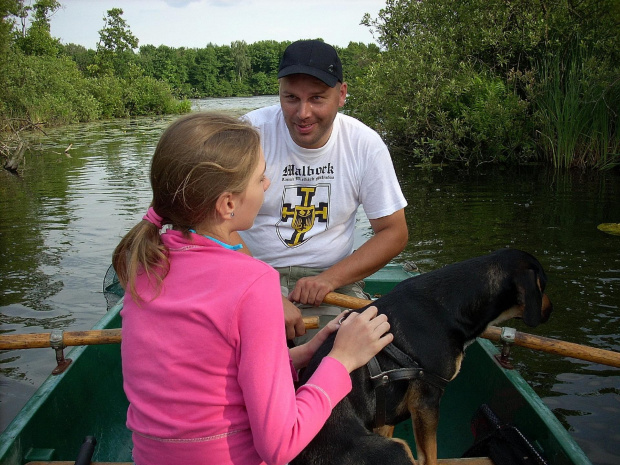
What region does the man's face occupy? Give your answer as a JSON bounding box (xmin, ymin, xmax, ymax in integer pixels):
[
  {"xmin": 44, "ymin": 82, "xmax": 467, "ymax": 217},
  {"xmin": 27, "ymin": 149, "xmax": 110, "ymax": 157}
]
[{"xmin": 279, "ymin": 74, "xmax": 347, "ymax": 149}]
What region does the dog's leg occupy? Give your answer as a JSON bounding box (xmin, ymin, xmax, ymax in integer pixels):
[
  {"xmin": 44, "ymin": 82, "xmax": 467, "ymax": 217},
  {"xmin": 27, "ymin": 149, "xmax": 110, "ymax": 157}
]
[
  {"xmin": 411, "ymin": 408, "xmax": 439, "ymax": 465},
  {"xmin": 405, "ymin": 385, "xmax": 441, "ymax": 465},
  {"xmin": 374, "ymin": 425, "xmax": 395, "ymax": 438}
]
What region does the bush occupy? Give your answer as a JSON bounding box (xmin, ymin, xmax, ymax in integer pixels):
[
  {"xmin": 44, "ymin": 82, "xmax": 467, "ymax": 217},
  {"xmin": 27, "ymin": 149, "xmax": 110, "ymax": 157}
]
[
  {"xmin": 124, "ymin": 75, "xmax": 185, "ymax": 115},
  {"xmin": 2, "ymin": 51, "xmax": 100, "ymax": 124},
  {"xmin": 86, "ymin": 75, "xmax": 127, "ymax": 118}
]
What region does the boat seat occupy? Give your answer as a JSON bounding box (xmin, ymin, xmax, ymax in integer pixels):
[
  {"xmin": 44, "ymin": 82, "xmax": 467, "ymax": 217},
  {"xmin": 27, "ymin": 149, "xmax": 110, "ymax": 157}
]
[{"xmin": 26, "ymin": 459, "xmax": 494, "ymax": 465}]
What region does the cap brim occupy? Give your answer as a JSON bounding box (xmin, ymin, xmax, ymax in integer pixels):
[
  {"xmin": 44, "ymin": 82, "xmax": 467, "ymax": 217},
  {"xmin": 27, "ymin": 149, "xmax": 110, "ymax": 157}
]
[{"xmin": 277, "ymin": 65, "xmax": 340, "ymax": 87}]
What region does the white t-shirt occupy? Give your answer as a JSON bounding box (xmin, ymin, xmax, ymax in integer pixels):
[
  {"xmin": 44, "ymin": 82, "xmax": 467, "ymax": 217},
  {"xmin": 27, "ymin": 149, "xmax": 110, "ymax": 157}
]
[{"xmin": 240, "ymin": 105, "xmax": 407, "ymax": 268}]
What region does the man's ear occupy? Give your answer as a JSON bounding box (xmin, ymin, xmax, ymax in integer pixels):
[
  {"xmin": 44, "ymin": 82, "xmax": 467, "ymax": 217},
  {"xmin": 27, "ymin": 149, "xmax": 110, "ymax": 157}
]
[
  {"xmin": 338, "ymin": 82, "xmax": 348, "ymax": 107},
  {"xmin": 215, "ymin": 192, "xmax": 235, "ymax": 220}
]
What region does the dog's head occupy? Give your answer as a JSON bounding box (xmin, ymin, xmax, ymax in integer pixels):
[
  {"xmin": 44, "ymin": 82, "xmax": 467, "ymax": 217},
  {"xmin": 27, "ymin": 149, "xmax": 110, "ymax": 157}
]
[
  {"xmin": 516, "ymin": 265, "xmax": 553, "ymax": 327},
  {"xmin": 495, "ymin": 249, "xmax": 553, "ymax": 327}
]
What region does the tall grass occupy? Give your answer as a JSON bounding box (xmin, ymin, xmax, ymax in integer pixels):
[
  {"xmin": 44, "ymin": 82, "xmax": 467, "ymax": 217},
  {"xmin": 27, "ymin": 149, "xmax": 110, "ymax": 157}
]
[{"xmin": 535, "ymin": 41, "xmax": 619, "ymax": 169}]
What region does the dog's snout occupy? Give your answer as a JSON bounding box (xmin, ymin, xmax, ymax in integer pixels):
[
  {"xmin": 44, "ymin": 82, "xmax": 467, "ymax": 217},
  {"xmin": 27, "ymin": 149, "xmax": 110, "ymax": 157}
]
[{"xmin": 541, "ymin": 293, "xmax": 553, "ymax": 323}]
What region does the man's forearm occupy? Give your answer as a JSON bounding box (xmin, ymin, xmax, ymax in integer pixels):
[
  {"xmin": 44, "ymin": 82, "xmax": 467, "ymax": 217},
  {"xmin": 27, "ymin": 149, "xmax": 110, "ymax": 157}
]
[{"xmin": 319, "ymin": 210, "xmax": 408, "ymax": 289}]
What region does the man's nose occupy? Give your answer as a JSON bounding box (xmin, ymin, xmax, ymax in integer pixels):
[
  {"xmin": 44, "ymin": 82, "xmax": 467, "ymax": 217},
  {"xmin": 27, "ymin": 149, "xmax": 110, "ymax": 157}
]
[{"xmin": 297, "ymin": 100, "xmax": 311, "ymax": 119}]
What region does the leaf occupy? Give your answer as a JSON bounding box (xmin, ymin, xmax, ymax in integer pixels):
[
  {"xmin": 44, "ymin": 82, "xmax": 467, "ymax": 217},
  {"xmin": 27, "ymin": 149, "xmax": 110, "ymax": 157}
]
[{"xmin": 597, "ymin": 223, "xmax": 620, "ymax": 236}]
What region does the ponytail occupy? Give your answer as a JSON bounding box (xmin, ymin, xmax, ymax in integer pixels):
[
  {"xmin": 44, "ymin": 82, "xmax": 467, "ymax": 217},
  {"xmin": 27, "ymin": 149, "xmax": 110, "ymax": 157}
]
[{"xmin": 112, "ymin": 211, "xmax": 169, "ymax": 303}]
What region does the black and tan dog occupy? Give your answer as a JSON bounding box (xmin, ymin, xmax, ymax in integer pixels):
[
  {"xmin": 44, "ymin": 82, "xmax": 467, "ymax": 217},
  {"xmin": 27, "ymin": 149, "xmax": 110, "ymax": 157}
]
[{"xmin": 291, "ymin": 248, "xmax": 553, "ymax": 465}]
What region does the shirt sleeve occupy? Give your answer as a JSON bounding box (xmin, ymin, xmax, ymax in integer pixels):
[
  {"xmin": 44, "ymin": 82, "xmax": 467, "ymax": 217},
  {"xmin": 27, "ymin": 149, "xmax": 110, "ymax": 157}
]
[
  {"xmin": 235, "ymin": 269, "xmax": 352, "ymax": 465},
  {"xmin": 359, "ymin": 142, "xmax": 408, "ymax": 220}
]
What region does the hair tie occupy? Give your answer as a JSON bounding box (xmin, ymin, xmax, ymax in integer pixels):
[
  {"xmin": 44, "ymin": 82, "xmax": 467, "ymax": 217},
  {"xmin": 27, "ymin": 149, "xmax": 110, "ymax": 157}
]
[{"xmin": 142, "ymin": 206, "xmax": 164, "ymax": 229}]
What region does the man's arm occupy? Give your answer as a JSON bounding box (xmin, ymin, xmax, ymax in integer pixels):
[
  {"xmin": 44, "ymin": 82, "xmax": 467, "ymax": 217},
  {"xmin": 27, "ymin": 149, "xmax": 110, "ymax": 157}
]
[
  {"xmin": 287, "ymin": 209, "xmax": 408, "ymax": 306},
  {"xmin": 231, "ymin": 231, "xmax": 306, "ymax": 339}
]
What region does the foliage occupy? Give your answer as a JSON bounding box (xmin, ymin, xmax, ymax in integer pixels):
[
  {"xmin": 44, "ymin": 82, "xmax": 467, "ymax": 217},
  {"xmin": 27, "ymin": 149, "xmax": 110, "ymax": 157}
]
[
  {"xmin": 124, "ymin": 73, "xmax": 191, "ymax": 116},
  {"xmin": 93, "ymin": 8, "xmax": 139, "ymax": 78},
  {"xmin": 61, "ymin": 42, "xmax": 95, "ymax": 73},
  {"xmin": 3, "ymin": 1, "xmax": 618, "ymax": 170},
  {"xmin": 2, "ymin": 49, "xmax": 100, "ymax": 124},
  {"xmin": 1, "ymin": 3, "xmax": 190, "ymax": 133},
  {"xmin": 534, "ymin": 38, "xmax": 620, "ymax": 170},
  {"xmin": 351, "ymin": 0, "xmax": 620, "ymax": 169},
  {"xmin": 85, "ymin": 73, "xmax": 126, "ymax": 118},
  {"xmin": 0, "ymin": 0, "xmax": 19, "ymax": 105},
  {"xmin": 13, "ymin": 0, "xmax": 60, "ymax": 56}
]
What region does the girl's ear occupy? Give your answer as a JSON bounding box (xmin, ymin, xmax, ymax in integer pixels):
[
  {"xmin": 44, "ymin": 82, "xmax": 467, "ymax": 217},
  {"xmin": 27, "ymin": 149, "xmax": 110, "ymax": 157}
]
[{"xmin": 215, "ymin": 192, "xmax": 235, "ymax": 220}]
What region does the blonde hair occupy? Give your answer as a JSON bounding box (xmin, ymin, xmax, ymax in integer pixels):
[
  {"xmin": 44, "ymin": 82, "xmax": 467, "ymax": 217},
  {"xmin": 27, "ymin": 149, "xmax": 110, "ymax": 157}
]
[{"xmin": 113, "ymin": 112, "xmax": 261, "ymax": 301}]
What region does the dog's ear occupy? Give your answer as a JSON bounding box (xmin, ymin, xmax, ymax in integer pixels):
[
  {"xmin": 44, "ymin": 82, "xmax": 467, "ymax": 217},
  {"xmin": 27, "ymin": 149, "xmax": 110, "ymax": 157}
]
[{"xmin": 516, "ymin": 269, "xmax": 544, "ymax": 327}]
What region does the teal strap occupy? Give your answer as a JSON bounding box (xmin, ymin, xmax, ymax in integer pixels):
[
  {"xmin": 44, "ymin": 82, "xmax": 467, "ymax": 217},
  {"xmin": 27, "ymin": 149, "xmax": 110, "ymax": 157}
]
[{"xmin": 188, "ymin": 229, "xmax": 243, "ymax": 251}]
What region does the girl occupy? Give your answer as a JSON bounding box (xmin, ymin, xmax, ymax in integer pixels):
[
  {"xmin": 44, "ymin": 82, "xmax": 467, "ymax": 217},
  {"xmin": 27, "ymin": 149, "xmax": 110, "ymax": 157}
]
[{"xmin": 113, "ymin": 113, "xmax": 392, "ymax": 465}]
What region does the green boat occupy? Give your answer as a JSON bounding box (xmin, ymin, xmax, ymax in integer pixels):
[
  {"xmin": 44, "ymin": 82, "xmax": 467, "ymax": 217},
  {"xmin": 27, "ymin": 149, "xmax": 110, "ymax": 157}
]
[{"xmin": 0, "ymin": 264, "xmax": 592, "ymax": 465}]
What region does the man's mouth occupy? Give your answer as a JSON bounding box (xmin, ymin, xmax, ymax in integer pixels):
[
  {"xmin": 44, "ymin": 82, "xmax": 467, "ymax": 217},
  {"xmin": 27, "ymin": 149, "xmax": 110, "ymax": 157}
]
[{"xmin": 295, "ymin": 122, "xmax": 315, "ymax": 134}]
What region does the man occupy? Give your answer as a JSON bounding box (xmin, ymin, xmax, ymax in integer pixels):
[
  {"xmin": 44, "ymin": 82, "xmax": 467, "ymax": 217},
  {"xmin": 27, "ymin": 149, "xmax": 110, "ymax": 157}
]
[{"xmin": 238, "ymin": 40, "xmax": 408, "ymax": 340}]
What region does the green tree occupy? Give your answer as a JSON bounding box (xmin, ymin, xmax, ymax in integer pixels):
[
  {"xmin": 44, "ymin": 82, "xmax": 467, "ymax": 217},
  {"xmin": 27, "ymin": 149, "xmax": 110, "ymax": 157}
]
[
  {"xmin": 140, "ymin": 45, "xmax": 187, "ymax": 89},
  {"xmin": 62, "ymin": 42, "xmax": 96, "ymax": 72},
  {"xmin": 0, "ymin": 0, "xmax": 19, "ymax": 95},
  {"xmin": 14, "ymin": 0, "xmax": 60, "ymax": 56},
  {"xmin": 337, "ymin": 41, "xmax": 380, "ymax": 85},
  {"xmin": 93, "ymin": 8, "xmax": 138, "ymax": 78},
  {"xmin": 187, "ymin": 45, "xmax": 220, "ymax": 96},
  {"xmin": 230, "ymin": 40, "xmax": 250, "ymax": 82},
  {"xmin": 247, "ymin": 40, "xmax": 284, "ymax": 95}
]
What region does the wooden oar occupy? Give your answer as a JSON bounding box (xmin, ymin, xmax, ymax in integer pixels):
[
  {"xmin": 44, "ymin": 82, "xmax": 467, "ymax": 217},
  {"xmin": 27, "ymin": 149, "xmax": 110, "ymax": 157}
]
[
  {"xmin": 322, "ymin": 292, "xmax": 620, "ymax": 369},
  {"xmin": 0, "ymin": 317, "xmax": 320, "ymax": 350},
  {"xmin": 480, "ymin": 326, "xmax": 620, "ymax": 369}
]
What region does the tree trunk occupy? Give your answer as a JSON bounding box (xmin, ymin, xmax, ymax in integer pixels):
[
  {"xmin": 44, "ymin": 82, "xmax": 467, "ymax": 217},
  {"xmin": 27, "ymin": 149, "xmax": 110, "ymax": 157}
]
[{"xmin": 4, "ymin": 140, "xmax": 28, "ymax": 173}]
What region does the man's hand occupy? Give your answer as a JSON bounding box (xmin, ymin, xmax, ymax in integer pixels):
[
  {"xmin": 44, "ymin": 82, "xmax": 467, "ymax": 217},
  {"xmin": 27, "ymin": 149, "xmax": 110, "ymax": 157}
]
[
  {"xmin": 283, "ymin": 297, "xmax": 306, "ymax": 339},
  {"xmin": 289, "ymin": 209, "xmax": 408, "ymax": 307},
  {"xmin": 288, "ymin": 273, "xmax": 336, "ymax": 307}
]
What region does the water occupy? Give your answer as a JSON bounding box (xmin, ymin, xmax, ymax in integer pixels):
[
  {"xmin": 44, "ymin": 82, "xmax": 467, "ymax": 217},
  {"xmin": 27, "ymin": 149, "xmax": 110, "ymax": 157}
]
[{"xmin": 1, "ymin": 96, "xmax": 619, "ymax": 464}]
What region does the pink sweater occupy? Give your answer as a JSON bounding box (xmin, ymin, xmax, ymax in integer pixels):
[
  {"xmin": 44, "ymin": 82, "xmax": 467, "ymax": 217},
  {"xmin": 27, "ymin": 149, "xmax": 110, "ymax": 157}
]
[{"xmin": 121, "ymin": 230, "xmax": 352, "ymax": 465}]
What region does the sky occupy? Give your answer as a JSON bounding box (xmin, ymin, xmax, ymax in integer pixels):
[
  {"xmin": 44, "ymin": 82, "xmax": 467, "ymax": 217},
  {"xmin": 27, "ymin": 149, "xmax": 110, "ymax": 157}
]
[{"xmin": 49, "ymin": 0, "xmax": 386, "ymax": 50}]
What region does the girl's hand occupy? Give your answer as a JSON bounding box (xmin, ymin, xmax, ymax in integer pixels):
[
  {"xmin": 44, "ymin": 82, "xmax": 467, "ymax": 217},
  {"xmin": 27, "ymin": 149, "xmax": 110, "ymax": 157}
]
[
  {"xmin": 291, "ymin": 310, "xmax": 354, "ymax": 369},
  {"xmin": 328, "ymin": 306, "xmax": 392, "ymax": 373}
]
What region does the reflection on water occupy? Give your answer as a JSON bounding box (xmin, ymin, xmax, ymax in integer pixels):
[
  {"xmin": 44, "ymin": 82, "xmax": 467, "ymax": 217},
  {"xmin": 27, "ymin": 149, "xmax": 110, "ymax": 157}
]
[{"xmin": 1, "ymin": 96, "xmax": 619, "ymax": 464}]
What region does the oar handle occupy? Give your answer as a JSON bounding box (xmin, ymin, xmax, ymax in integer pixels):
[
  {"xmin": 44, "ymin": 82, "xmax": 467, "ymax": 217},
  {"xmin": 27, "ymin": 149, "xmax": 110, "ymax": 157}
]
[
  {"xmin": 323, "ymin": 292, "xmax": 370, "ymax": 309},
  {"xmin": 0, "ymin": 317, "xmax": 320, "ymax": 351},
  {"xmin": 322, "ymin": 292, "xmax": 620, "ymax": 369}
]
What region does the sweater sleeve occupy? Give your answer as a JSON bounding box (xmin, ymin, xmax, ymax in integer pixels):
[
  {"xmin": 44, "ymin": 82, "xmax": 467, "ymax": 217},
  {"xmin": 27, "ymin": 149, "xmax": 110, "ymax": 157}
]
[{"xmin": 235, "ymin": 269, "xmax": 352, "ymax": 465}]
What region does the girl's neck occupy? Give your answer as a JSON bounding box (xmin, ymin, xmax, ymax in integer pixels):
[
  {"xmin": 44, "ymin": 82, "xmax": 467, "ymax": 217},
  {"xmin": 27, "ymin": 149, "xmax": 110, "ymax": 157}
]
[{"xmin": 191, "ymin": 227, "xmax": 231, "ymax": 245}]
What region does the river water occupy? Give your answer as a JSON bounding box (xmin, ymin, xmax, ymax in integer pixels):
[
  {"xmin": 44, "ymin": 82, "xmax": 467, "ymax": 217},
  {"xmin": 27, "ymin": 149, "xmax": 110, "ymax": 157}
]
[{"xmin": 1, "ymin": 96, "xmax": 619, "ymax": 464}]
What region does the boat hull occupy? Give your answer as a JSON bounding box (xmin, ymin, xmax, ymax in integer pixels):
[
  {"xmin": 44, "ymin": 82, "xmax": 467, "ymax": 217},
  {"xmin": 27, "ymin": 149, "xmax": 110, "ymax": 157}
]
[{"xmin": 0, "ymin": 265, "xmax": 591, "ymax": 464}]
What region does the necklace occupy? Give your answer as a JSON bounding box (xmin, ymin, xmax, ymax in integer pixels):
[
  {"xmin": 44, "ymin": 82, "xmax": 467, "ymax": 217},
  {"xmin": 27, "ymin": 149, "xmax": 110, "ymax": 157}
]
[{"xmin": 188, "ymin": 229, "xmax": 243, "ymax": 251}]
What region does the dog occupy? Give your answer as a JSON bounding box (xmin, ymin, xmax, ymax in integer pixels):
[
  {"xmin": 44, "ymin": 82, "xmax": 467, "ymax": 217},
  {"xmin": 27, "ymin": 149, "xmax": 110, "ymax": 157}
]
[{"xmin": 291, "ymin": 248, "xmax": 553, "ymax": 465}]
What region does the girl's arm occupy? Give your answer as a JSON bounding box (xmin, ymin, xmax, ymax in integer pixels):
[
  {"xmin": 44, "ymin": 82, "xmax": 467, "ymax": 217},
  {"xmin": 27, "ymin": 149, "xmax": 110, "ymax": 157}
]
[
  {"xmin": 236, "ymin": 273, "xmax": 352, "ymax": 465},
  {"xmin": 288, "ymin": 311, "xmax": 349, "ymax": 369}
]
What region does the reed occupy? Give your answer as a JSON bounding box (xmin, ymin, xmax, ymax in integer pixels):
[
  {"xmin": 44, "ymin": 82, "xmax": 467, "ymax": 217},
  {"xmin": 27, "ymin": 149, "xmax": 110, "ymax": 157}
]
[{"xmin": 535, "ymin": 41, "xmax": 619, "ymax": 169}]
